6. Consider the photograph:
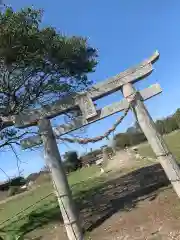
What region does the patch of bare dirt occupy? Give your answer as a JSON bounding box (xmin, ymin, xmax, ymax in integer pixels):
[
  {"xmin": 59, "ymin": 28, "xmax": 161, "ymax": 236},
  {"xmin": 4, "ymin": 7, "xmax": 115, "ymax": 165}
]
[
  {"xmin": 0, "ymin": 191, "xmax": 8, "ymax": 202},
  {"xmin": 104, "ymin": 150, "xmax": 135, "ymax": 171},
  {"xmin": 26, "ymin": 163, "xmax": 180, "ymax": 240},
  {"xmin": 89, "ymin": 187, "xmax": 180, "ymax": 240}
]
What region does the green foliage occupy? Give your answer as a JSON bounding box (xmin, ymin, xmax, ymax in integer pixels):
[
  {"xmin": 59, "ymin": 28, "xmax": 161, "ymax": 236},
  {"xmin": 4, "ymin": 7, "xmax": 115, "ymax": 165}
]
[
  {"xmin": 0, "ymin": 6, "xmax": 97, "ymax": 149},
  {"xmin": 163, "ymin": 117, "xmax": 178, "ymax": 134},
  {"xmin": 114, "ymin": 133, "xmax": 130, "ymax": 149},
  {"xmin": 156, "ymin": 115, "xmax": 179, "ymax": 135},
  {"xmin": 128, "ymin": 132, "xmax": 146, "ymax": 146},
  {"xmin": 114, "ymin": 132, "xmax": 146, "ymax": 150},
  {"xmin": 0, "ymin": 6, "xmax": 97, "ymax": 111},
  {"xmin": 0, "ymin": 177, "xmax": 26, "ymax": 191},
  {"xmin": 114, "ymin": 107, "xmax": 180, "ymax": 149},
  {"xmin": 0, "ymin": 234, "xmax": 22, "ymax": 240},
  {"xmin": 64, "ymin": 151, "xmax": 82, "ymax": 173},
  {"xmin": 0, "ymin": 165, "xmax": 99, "ymax": 239},
  {"xmin": 174, "ymin": 108, "xmax": 180, "ymax": 128},
  {"xmin": 10, "ymin": 177, "xmax": 26, "ymax": 187},
  {"xmin": 0, "ymin": 128, "xmax": 17, "ymax": 142}
]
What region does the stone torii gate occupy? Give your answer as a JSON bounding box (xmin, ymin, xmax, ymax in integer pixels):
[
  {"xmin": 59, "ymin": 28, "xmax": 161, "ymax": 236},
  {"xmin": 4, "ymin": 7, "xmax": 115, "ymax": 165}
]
[{"xmin": 2, "ymin": 51, "xmax": 180, "ymax": 240}]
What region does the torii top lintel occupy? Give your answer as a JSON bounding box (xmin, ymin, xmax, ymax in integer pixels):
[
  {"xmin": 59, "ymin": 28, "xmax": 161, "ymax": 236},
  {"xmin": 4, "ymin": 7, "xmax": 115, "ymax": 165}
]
[{"xmin": 1, "ymin": 51, "xmax": 159, "ymax": 129}]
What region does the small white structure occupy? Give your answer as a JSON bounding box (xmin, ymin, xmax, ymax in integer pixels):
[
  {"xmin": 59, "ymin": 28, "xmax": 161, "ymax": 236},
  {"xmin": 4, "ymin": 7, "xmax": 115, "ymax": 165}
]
[
  {"xmin": 20, "ymin": 180, "xmax": 34, "ymax": 191},
  {"xmin": 20, "ymin": 184, "xmax": 27, "ymax": 190},
  {"xmin": 28, "ymin": 181, "xmax": 34, "ymax": 189},
  {"xmin": 96, "ymin": 158, "xmax": 103, "ymax": 165}
]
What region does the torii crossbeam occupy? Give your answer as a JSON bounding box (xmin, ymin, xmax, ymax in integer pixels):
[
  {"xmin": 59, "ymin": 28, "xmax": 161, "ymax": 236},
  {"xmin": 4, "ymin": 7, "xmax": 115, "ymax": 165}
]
[{"xmin": 2, "ymin": 51, "xmax": 180, "ymax": 240}]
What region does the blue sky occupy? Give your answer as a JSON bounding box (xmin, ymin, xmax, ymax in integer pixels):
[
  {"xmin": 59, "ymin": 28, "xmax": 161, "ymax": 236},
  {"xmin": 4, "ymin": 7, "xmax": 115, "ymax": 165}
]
[{"xmin": 0, "ymin": 0, "xmax": 180, "ymax": 180}]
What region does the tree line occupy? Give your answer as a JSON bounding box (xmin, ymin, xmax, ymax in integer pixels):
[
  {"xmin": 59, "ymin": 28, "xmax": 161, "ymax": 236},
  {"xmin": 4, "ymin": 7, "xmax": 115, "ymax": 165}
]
[
  {"xmin": 62, "ymin": 108, "xmax": 180, "ymax": 173},
  {"xmin": 114, "ymin": 108, "xmax": 180, "ymax": 149},
  {"xmin": 5, "ymin": 107, "xmax": 180, "ymax": 176}
]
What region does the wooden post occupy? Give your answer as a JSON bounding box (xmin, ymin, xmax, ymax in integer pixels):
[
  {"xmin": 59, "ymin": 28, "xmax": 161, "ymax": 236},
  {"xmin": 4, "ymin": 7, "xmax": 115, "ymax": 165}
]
[
  {"xmin": 102, "ymin": 146, "xmax": 109, "ymax": 162},
  {"xmin": 122, "ymin": 83, "xmax": 180, "ymax": 198},
  {"xmin": 38, "ymin": 118, "xmax": 83, "ymax": 240}
]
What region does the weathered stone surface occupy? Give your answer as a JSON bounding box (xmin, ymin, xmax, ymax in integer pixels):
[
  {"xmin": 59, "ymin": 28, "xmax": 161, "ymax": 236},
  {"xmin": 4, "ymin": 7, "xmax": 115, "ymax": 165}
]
[
  {"xmin": 76, "ymin": 92, "xmax": 97, "ymax": 119},
  {"xmin": 13, "ymin": 51, "xmax": 159, "ymax": 128},
  {"xmin": 21, "ymin": 83, "xmax": 162, "ymax": 149}
]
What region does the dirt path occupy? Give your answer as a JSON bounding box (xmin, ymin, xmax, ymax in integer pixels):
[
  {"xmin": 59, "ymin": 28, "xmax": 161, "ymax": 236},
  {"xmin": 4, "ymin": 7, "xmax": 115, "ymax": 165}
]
[
  {"xmin": 90, "ymin": 187, "xmax": 180, "ymax": 240},
  {"xmin": 26, "ymin": 163, "xmax": 180, "ymax": 240},
  {"xmin": 30, "ymin": 187, "xmax": 180, "ymax": 240},
  {"xmin": 105, "ymin": 150, "xmax": 135, "ymax": 170}
]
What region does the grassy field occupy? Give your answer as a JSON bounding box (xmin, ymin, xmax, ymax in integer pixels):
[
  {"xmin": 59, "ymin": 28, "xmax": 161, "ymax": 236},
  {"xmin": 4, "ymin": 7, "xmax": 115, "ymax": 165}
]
[
  {"xmin": 0, "ymin": 165, "xmax": 106, "ymax": 238},
  {"xmin": 138, "ymin": 130, "xmax": 180, "ymax": 161},
  {"xmin": 0, "ymin": 130, "xmax": 180, "ymax": 239}
]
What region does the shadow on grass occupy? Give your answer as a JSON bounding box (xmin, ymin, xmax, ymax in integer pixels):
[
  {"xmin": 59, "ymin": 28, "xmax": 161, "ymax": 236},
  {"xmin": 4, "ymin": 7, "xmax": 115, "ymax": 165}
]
[
  {"xmin": 1, "ymin": 163, "xmax": 171, "ymax": 238},
  {"xmin": 79, "ymin": 163, "xmax": 170, "ymax": 232}
]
